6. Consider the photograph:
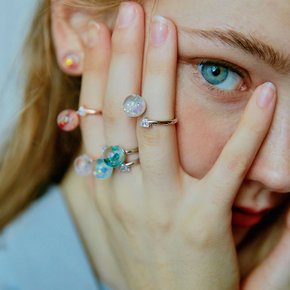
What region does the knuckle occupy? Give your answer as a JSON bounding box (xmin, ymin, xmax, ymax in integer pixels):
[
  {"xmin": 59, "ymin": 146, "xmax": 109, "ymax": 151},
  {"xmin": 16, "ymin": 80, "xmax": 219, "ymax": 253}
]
[
  {"xmin": 140, "ymin": 128, "xmax": 161, "ymax": 147},
  {"xmin": 93, "ymin": 192, "xmax": 109, "ymax": 217},
  {"xmin": 180, "ymin": 208, "xmax": 221, "ymax": 247},
  {"xmin": 112, "ymin": 195, "xmax": 138, "ymax": 226},
  {"xmin": 146, "ymin": 60, "xmax": 171, "ymax": 76},
  {"xmin": 225, "ymin": 152, "xmax": 249, "ymax": 178},
  {"xmin": 83, "ymin": 56, "xmax": 108, "ymax": 75},
  {"xmin": 183, "ymin": 221, "xmax": 215, "ymax": 248},
  {"xmin": 242, "ymin": 123, "xmax": 264, "ymax": 141},
  {"xmin": 145, "ymin": 213, "xmax": 172, "ymax": 235},
  {"xmin": 111, "ymin": 42, "xmax": 135, "ymax": 57},
  {"xmin": 103, "ymin": 98, "xmax": 121, "ymax": 125},
  {"xmin": 111, "ymin": 33, "xmax": 140, "ymax": 56}
]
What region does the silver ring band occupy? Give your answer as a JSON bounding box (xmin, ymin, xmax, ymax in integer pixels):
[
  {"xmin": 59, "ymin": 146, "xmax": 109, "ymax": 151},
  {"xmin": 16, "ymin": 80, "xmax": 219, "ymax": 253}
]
[
  {"xmin": 140, "ymin": 117, "xmax": 178, "ymax": 128},
  {"xmin": 119, "ymin": 159, "xmax": 139, "ymax": 173},
  {"xmin": 125, "ymin": 148, "xmax": 139, "ymax": 154}
]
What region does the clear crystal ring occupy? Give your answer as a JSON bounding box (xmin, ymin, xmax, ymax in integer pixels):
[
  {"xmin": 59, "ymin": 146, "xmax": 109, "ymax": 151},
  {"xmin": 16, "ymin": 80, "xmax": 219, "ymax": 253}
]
[
  {"xmin": 140, "ymin": 117, "xmax": 178, "ymax": 128},
  {"xmin": 57, "ymin": 106, "xmax": 102, "ymax": 132},
  {"xmin": 119, "ymin": 159, "xmax": 140, "ymax": 173},
  {"xmin": 77, "ymin": 106, "xmax": 101, "ymax": 117},
  {"xmin": 123, "ymin": 94, "xmax": 147, "ymax": 117}
]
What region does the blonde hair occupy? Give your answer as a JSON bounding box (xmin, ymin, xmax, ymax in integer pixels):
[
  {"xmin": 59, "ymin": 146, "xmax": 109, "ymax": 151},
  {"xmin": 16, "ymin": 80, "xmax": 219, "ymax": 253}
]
[{"xmin": 0, "ymin": 0, "xmax": 135, "ymax": 230}]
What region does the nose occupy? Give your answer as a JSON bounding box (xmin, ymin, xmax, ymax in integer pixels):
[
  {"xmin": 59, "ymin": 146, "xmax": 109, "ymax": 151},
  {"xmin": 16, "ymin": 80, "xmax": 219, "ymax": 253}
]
[{"xmin": 246, "ymin": 92, "xmax": 290, "ymax": 193}]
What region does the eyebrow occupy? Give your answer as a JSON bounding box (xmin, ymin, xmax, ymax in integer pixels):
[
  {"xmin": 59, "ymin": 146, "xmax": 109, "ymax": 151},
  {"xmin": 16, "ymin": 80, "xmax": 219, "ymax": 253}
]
[{"xmin": 178, "ymin": 26, "xmax": 290, "ymax": 74}]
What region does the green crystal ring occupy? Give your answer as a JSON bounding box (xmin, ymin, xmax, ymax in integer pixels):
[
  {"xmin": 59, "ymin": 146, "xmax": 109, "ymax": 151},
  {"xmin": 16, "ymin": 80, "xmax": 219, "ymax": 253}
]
[{"xmin": 103, "ymin": 145, "xmax": 138, "ymax": 168}]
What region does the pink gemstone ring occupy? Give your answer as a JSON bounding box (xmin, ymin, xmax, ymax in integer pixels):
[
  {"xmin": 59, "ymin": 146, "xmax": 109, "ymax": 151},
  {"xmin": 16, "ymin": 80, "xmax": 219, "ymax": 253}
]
[{"xmin": 57, "ymin": 106, "xmax": 101, "ymax": 131}]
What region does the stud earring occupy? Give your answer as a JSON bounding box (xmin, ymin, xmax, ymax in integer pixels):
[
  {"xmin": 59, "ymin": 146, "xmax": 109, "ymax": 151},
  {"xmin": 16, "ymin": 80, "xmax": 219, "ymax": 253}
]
[{"xmin": 63, "ymin": 52, "xmax": 81, "ymax": 71}]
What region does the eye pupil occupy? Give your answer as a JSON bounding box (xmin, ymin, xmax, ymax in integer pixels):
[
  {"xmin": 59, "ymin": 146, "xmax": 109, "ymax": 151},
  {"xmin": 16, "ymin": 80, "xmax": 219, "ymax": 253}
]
[
  {"xmin": 211, "ymin": 66, "xmax": 221, "ymax": 76},
  {"xmin": 197, "ymin": 62, "xmax": 244, "ymax": 92},
  {"xmin": 199, "ymin": 63, "xmax": 229, "ymax": 85}
]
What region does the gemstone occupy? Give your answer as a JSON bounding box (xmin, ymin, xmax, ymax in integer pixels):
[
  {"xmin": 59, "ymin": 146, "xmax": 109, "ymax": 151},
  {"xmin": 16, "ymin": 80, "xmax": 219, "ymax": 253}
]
[
  {"xmin": 74, "ymin": 155, "xmax": 93, "ymax": 176},
  {"xmin": 78, "ymin": 106, "xmax": 86, "ymax": 117},
  {"xmin": 123, "ymin": 94, "xmax": 146, "ymax": 117},
  {"xmin": 93, "ymin": 159, "xmax": 113, "ymax": 179},
  {"xmin": 119, "ymin": 163, "xmax": 131, "ymax": 173},
  {"xmin": 140, "ymin": 117, "xmax": 151, "ymax": 128},
  {"xmin": 57, "ymin": 109, "xmax": 79, "ymax": 131},
  {"xmin": 103, "ymin": 145, "xmax": 126, "ymax": 168},
  {"xmin": 63, "ymin": 53, "xmax": 80, "ymax": 70}
]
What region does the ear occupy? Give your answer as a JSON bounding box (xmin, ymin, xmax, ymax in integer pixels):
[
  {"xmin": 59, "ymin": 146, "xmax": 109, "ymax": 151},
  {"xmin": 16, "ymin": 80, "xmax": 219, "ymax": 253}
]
[
  {"xmin": 51, "ymin": 1, "xmax": 116, "ymax": 76},
  {"xmin": 51, "ymin": 1, "xmax": 87, "ymax": 75}
]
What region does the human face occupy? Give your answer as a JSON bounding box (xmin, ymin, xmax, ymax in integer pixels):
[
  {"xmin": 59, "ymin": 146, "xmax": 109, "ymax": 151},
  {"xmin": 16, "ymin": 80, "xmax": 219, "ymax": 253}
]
[{"xmin": 151, "ymin": 0, "xmax": 290, "ymax": 242}]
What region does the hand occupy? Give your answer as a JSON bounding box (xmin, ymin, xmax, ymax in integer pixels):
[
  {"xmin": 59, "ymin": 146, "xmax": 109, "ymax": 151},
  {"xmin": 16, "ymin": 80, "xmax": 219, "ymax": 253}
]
[
  {"xmin": 79, "ymin": 2, "xmax": 276, "ymax": 289},
  {"xmin": 240, "ymin": 204, "xmax": 290, "ymax": 290}
]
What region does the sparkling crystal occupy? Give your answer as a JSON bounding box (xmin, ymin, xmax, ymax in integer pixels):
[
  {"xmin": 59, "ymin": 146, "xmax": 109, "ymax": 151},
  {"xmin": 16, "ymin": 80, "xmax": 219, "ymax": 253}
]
[
  {"xmin": 74, "ymin": 155, "xmax": 93, "ymax": 176},
  {"xmin": 103, "ymin": 145, "xmax": 126, "ymax": 168},
  {"xmin": 93, "ymin": 159, "xmax": 113, "ymax": 179},
  {"xmin": 102, "ymin": 145, "xmax": 108, "ymax": 152},
  {"xmin": 123, "ymin": 94, "xmax": 146, "ymax": 117},
  {"xmin": 78, "ymin": 106, "xmax": 86, "ymax": 117},
  {"xmin": 57, "ymin": 109, "xmax": 79, "ymax": 131},
  {"xmin": 140, "ymin": 117, "xmax": 151, "ymax": 128},
  {"xmin": 119, "ymin": 164, "xmax": 131, "ymax": 173}
]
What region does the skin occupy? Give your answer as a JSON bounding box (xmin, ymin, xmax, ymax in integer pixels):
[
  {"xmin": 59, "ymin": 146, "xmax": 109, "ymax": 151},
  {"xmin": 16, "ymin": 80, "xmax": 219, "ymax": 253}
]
[
  {"xmin": 51, "ymin": 0, "xmax": 290, "ymax": 289},
  {"xmin": 166, "ymin": 0, "xmax": 290, "ymax": 244}
]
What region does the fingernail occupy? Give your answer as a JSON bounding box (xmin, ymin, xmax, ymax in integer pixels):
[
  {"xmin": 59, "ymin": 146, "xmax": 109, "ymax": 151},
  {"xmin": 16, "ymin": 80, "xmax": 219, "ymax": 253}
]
[
  {"xmin": 150, "ymin": 16, "xmax": 169, "ymax": 46},
  {"xmin": 256, "ymin": 82, "xmax": 276, "ymax": 108},
  {"xmin": 81, "ymin": 21, "xmax": 100, "ymax": 48},
  {"xmin": 116, "ymin": 2, "xmax": 136, "ymax": 28}
]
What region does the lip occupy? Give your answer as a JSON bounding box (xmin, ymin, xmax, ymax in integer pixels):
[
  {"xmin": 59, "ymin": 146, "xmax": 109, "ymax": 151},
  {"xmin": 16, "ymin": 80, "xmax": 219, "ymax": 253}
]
[{"xmin": 232, "ymin": 206, "xmax": 271, "ymax": 228}]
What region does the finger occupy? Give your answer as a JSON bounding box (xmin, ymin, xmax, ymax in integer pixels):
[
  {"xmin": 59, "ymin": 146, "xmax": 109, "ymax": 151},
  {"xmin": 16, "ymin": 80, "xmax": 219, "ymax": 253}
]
[
  {"xmin": 80, "ymin": 21, "xmax": 111, "ymax": 157},
  {"xmin": 104, "ymin": 2, "xmax": 145, "ymax": 149},
  {"xmin": 241, "ymin": 208, "xmax": 290, "ymax": 289},
  {"xmin": 137, "ymin": 16, "xmax": 179, "ymax": 187},
  {"xmin": 205, "ymin": 82, "xmax": 277, "ymax": 207}
]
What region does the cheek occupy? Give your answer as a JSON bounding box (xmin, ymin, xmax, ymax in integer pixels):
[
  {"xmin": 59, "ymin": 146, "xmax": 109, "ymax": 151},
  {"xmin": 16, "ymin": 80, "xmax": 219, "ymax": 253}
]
[{"xmin": 176, "ymin": 94, "xmax": 241, "ymax": 179}]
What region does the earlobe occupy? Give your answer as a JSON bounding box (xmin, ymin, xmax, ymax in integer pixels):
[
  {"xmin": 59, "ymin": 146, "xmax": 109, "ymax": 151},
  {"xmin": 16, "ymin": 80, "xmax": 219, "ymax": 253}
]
[{"xmin": 51, "ymin": 2, "xmax": 90, "ymax": 76}]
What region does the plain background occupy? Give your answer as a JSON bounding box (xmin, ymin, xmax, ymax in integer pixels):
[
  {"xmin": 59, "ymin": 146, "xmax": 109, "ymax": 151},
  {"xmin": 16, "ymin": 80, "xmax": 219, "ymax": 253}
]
[{"xmin": 0, "ymin": 0, "xmax": 38, "ymax": 138}]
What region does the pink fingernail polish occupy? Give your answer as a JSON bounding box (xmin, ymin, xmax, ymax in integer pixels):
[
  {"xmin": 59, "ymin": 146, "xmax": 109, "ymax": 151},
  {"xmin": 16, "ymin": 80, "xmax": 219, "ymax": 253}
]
[
  {"xmin": 150, "ymin": 16, "xmax": 169, "ymax": 46},
  {"xmin": 256, "ymin": 82, "xmax": 275, "ymax": 109}
]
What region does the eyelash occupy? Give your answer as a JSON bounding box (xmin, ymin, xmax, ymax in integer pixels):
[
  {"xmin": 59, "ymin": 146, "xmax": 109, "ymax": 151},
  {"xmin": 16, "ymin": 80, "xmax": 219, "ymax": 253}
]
[{"xmin": 184, "ymin": 58, "xmax": 250, "ymax": 100}]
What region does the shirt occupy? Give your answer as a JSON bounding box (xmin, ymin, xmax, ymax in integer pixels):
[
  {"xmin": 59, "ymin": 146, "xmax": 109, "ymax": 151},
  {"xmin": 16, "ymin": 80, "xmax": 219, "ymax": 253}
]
[{"xmin": 0, "ymin": 185, "xmax": 112, "ymax": 290}]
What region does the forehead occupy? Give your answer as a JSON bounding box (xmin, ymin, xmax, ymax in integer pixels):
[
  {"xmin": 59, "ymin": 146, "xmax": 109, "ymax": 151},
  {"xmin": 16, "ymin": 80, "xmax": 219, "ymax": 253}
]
[{"xmin": 153, "ymin": 0, "xmax": 290, "ymax": 47}]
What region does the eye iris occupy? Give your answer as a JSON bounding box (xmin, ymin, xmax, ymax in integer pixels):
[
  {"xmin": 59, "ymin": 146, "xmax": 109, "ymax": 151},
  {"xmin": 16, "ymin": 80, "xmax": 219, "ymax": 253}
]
[{"xmin": 201, "ymin": 64, "xmax": 229, "ymax": 85}]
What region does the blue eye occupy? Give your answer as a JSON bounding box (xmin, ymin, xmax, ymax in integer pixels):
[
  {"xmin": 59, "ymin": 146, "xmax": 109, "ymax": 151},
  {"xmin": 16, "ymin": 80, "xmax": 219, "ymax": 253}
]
[{"xmin": 198, "ymin": 63, "xmax": 242, "ymax": 91}]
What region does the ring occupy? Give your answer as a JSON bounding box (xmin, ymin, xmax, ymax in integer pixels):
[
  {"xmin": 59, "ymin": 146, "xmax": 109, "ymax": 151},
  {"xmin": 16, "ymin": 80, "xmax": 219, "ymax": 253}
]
[
  {"xmin": 123, "ymin": 94, "xmax": 147, "ymax": 117},
  {"xmin": 103, "ymin": 145, "xmax": 138, "ymax": 168},
  {"xmin": 74, "ymin": 154, "xmax": 94, "ymax": 176},
  {"xmin": 93, "ymin": 158, "xmax": 113, "ymax": 179},
  {"xmin": 77, "ymin": 106, "xmax": 101, "ymax": 117},
  {"xmin": 57, "ymin": 106, "xmax": 101, "ymax": 131},
  {"xmin": 74, "ymin": 155, "xmax": 113, "ymax": 179},
  {"xmin": 139, "ymin": 117, "xmax": 178, "ymax": 128},
  {"xmin": 74, "ymin": 151, "xmax": 138, "ymax": 179},
  {"xmin": 119, "ymin": 159, "xmax": 139, "ymax": 173}
]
